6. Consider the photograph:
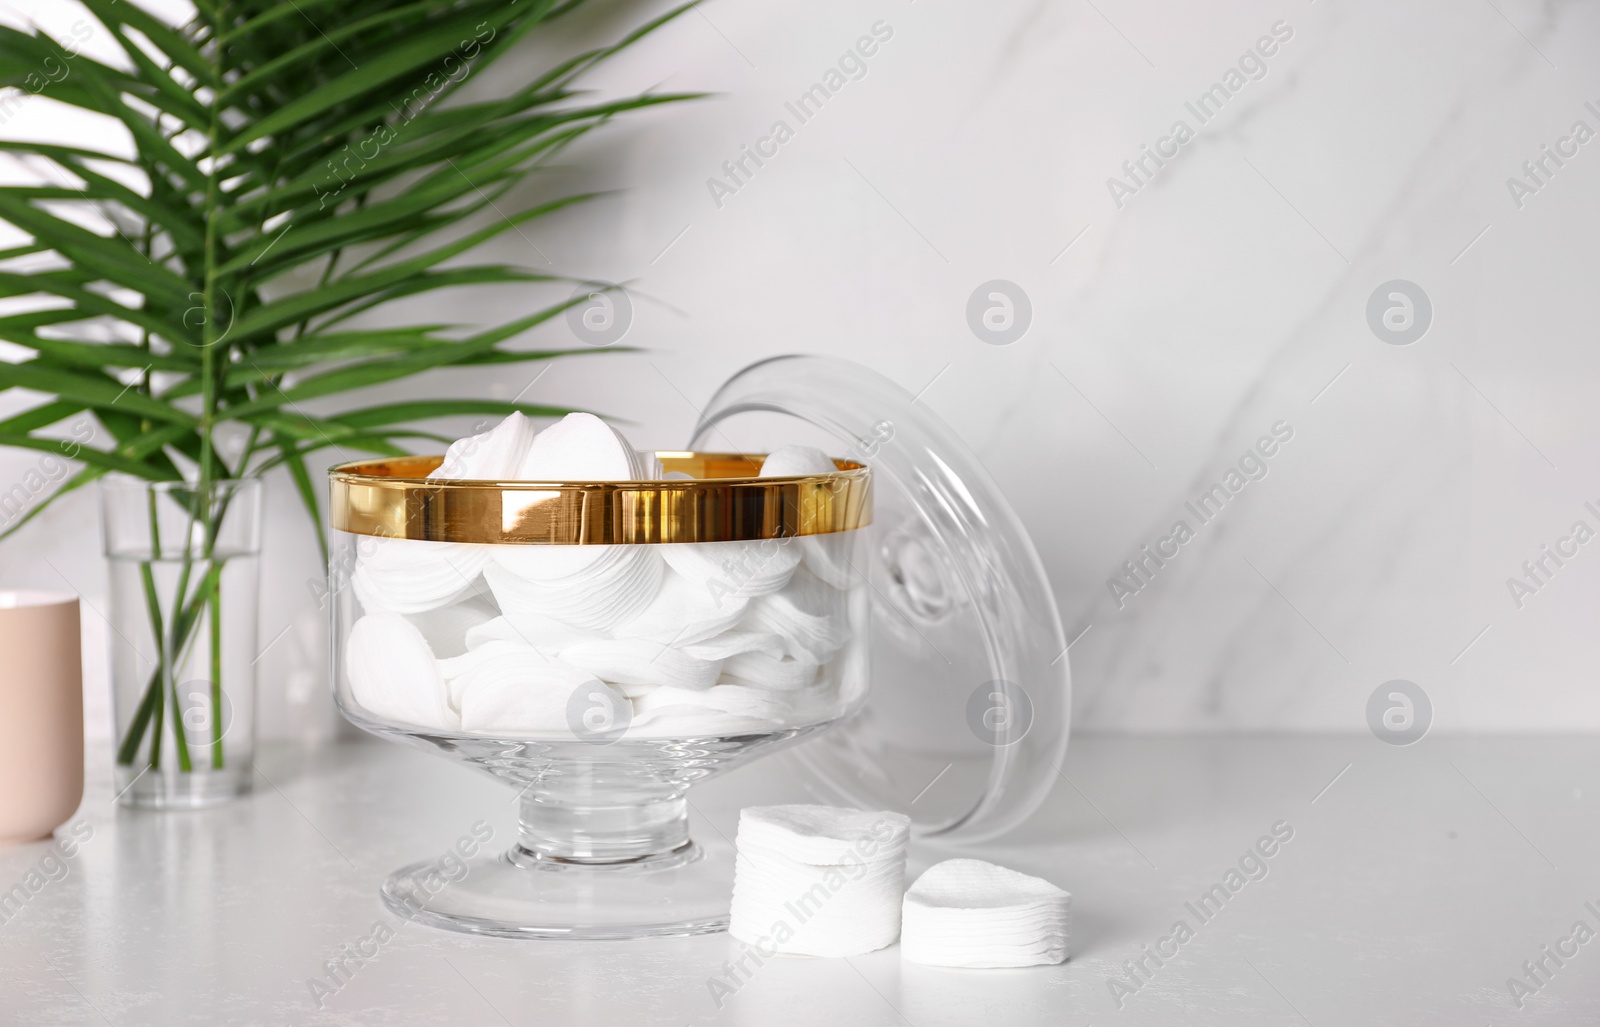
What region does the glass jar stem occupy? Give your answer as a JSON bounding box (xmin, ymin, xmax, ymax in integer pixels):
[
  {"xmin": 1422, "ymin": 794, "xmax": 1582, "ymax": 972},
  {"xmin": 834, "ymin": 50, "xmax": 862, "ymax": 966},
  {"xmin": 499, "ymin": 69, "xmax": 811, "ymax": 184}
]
[{"xmin": 516, "ymin": 792, "xmax": 690, "ymax": 864}]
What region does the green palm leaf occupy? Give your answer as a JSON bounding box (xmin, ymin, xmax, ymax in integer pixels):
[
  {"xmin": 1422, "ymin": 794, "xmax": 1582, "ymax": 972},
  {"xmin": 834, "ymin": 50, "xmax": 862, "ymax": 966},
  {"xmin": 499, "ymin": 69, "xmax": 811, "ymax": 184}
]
[{"xmin": 0, "ymin": 0, "xmax": 699, "ymax": 541}]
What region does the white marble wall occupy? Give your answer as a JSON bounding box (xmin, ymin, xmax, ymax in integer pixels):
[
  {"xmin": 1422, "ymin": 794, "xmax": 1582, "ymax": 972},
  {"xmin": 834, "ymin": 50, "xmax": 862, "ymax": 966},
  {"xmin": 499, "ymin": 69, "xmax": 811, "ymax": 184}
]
[{"xmin": 2, "ymin": 0, "xmax": 1597, "ymax": 737}]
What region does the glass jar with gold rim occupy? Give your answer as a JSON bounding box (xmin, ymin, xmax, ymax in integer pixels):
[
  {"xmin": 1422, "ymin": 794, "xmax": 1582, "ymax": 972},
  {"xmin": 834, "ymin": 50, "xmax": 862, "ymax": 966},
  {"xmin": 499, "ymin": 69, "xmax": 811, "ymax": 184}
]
[{"xmin": 328, "ymin": 450, "xmax": 871, "ymax": 939}]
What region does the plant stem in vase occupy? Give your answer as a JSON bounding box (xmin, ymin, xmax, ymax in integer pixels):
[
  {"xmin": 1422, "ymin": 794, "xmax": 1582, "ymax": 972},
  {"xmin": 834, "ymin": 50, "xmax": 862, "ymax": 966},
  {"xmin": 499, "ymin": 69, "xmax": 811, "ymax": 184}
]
[{"xmin": 103, "ymin": 479, "xmax": 261, "ymax": 808}]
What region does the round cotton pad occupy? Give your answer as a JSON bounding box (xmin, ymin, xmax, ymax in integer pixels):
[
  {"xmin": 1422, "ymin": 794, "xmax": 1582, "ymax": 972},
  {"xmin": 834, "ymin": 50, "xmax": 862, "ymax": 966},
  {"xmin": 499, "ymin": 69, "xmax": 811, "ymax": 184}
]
[
  {"xmin": 517, "ymin": 411, "xmax": 641, "ymax": 481},
  {"xmin": 758, "ymin": 445, "xmax": 837, "ymax": 477},
  {"xmin": 345, "ymin": 612, "xmax": 456, "ymax": 730},
  {"xmin": 900, "ymin": 859, "xmax": 1071, "ymax": 968}
]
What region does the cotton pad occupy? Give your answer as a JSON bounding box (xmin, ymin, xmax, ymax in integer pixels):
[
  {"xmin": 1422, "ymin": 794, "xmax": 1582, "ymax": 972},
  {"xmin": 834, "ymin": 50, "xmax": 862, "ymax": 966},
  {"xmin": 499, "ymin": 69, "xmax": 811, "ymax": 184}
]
[
  {"xmin": 453, "ymin": 654, "xmax": 610, "ymax": 736},
  {"xmin": 612, "ymin": 569, "xmax": 749, "ymax": 647},
  {"xmin": 345, "ymin": 612, "xmax": 457, "ymax": 730},
  {"xmin": 489, "ymin": 540, "xmax": 655, "ymax": 590},
  {"xmin": 517, "ymin": 411, "xmax": 642, "ymax": 481},
  {"xmin": 351, "ymin": 537, "xmax": 492, "ymax": 615},
  {"xmin": 438, "ymin": 633, "xmax": 563, "ymax": 697},
  {"xmin": 487, "ymin": 542, "xmax": 616, "ymax": 583},
  {"xmin": 759, "ymin": 445, "xmax": 837, "ymax": 478},
  {"xmin": 438, "ymin": 639, "xmax": 603, "ymax": 731},
  {"xmin": 437, "ymin": 639, "xmax": 543, "ymax": 710},
  {"xmin": 456, "ymin": 675, "xmax": 570, "ymax": 736},
  {"xmin": 900, "ymin": 859, "xmax": 1071, "ymax": 968},
  {"xmin": 729, "ymin": 804, "xmax": 911, "ymax": 957},
  {"xmin": 429, "ymin": 411, "xmax": 538, "ymax": 480},
  {"xmin": 661, "ymin": 540, "xmax": 801, "ymax": 600},
  {"xmin": 743, "ymin": 567, "xmax": 850, "ymax": 663},
  {"xmin": 484, "ymin": 551, "xmax": 663, "ymax": 633}
]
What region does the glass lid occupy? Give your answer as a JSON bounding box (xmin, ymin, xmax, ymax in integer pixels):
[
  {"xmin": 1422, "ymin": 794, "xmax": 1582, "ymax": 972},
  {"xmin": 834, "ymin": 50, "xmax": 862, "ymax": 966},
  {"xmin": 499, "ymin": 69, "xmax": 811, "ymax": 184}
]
[{"xmin": 691, "ymin": 355, "xmax": 1070, "ymax": 843}]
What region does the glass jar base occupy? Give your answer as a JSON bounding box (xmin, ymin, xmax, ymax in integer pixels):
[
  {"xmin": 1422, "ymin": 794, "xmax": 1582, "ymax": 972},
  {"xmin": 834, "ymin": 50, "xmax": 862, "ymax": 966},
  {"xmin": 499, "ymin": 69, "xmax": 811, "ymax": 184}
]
[
  {"xmin": 114, "ymin": 764, "xmax": 252, "ymax": 809},
  {"xmin": 380, "ymin": 842, "xmax": 733, "ymax": 940}
]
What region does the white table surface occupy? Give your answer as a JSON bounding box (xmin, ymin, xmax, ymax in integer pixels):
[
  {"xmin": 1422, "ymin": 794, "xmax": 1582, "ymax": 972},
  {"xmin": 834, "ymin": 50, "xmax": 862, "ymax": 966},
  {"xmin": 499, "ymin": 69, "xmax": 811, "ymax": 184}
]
[{"xmin": 2, "ymin": 734, "xmax": 1596, "ymax": 1026}]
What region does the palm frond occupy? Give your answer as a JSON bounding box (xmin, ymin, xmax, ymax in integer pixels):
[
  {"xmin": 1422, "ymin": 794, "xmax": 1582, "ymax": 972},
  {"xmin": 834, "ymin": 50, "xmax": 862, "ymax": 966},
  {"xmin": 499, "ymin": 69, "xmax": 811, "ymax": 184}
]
[{"xmin": 0, "ymin": 0, "xmax": 698, "ymax": 538}]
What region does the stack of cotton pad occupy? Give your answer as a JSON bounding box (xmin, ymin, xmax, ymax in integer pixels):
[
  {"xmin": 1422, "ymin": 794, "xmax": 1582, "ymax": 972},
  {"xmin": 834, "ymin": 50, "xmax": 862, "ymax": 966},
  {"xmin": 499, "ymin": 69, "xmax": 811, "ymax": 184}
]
[
  {"xmin": 428, "ymin": 409, "xmax": 644, "ymax": 482},
  {"xmin": 344, "ymin": 421, "xmax": 860, "ymax": 739},
  {"xmin": 350, "ymin": 538, "xmax": 492, "ymax": 616},
  {"xmin": 429, "ymin": 411, "xmax": 539, "ymax": 479},
  {"xmin": 900, "ymin": 859, "xmax": 1071, "ymax": 967},
  {"xmin": 485, "ymin": 545, "xmax": 663, "ymax": 633},
  {"xmin": 729, "ymin": 805, "xmax": 910, "ymax": 957}
]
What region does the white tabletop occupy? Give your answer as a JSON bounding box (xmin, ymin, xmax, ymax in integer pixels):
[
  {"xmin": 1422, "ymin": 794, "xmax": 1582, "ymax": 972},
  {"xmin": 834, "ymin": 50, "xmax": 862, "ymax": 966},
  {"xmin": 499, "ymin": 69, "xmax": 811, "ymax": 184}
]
[{"xmin": 1, "ymin": 734, "xmax": 1594, "ymax": 1025}]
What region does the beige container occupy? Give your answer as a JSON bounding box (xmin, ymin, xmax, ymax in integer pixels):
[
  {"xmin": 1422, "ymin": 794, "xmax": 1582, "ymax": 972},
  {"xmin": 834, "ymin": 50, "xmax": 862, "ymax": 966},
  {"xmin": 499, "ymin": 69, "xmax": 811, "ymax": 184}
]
[{"xmin": 0, "ymin": 591, "xmax": 83, "ymax": 844}]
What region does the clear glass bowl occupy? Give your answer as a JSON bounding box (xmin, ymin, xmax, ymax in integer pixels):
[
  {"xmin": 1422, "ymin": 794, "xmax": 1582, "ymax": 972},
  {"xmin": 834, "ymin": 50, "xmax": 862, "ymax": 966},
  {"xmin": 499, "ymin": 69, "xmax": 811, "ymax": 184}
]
[{"xmin": 328, "ymin": 452, "xmax": 870, "ymax": 939}]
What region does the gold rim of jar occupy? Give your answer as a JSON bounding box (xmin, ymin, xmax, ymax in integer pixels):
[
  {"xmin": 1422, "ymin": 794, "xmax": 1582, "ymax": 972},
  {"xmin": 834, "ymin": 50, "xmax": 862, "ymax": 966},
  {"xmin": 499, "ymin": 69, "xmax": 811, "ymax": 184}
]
[{"xmin": 328, "ymin": 452, "xmax": 872, "ymax": 545}]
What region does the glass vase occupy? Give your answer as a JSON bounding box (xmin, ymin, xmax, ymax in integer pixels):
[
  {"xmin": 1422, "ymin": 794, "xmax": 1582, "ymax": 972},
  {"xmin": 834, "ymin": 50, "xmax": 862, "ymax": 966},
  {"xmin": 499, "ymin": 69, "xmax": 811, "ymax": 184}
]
[{"xmin": 100, "ymin": 478, "xmax": 262, "ymax": 808}]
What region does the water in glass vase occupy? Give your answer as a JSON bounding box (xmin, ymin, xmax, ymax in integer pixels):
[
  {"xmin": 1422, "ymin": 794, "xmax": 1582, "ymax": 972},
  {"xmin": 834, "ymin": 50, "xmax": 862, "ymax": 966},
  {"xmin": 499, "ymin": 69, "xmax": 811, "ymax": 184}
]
[
  {"xmin": 100, "ymin": 477, "xmax": 265, "ymax": 811},
  {"xmin": 107, "ymin": 550, "xmax": 260, "ymax": 808}
]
